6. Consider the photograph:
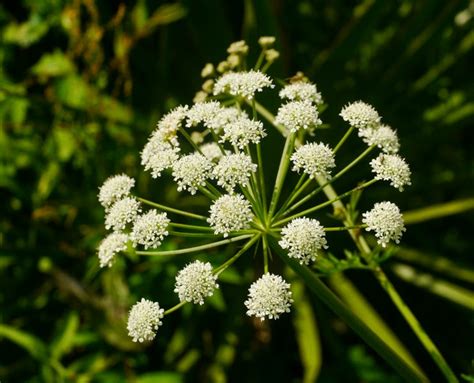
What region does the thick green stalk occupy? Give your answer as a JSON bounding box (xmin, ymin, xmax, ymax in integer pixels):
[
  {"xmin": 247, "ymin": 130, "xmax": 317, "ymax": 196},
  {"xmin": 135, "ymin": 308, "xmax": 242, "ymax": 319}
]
[
  {"xmin": 214, "ymin": 235, "xmax": 260, "ymax": 275},
  {"xmin": 333, "ymin": 125, "xmax": 355, "ymax": 154},
  {"xmin": 268, "ymin": 237, "xmax": 428, "ymax": 383}
]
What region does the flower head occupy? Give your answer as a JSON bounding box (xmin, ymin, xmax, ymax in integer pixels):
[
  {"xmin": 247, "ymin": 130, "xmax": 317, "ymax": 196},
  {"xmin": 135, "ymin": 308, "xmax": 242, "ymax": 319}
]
[
  {"xmin": 186, "ymin": 102, "xmax": 240, "ymax": 132},
  {"xmin": 275, "ymin": 101, "xmax": 322, "ymax": 132},
  {"xmin": 213, "ymin": 70, "xmax": 274, "ymax": 99},
  {"xmin": 227, "ymin": 40, "xmax": 249, "ymax": 55},
  {"xmin": 208, "ymin": 194, "xmax": 253, "ymax": 237},
  {"xmin": 141, "ymin": 134, "xmax": 180, "ymax": 178},
  {"xmin": 156, "ymin": 105, "xmax": 188, "ymax": 145},
  {"xmin": 340, "ymin": 101, "xmax": 381, "ymax": 129},
  {"xmin": 213, "ymin": 153, "xmax": 257, "ymax": 192},
  {"xmin": 98, "ymin": 174, "xmax": 135, "ymax": 210},
  {"xmin": 97, "ymin": 232, "xmax": 129, "ymax": 268},
  {"xmin": 174, "ymin": 261, "xmax": 219, "ymax": 305},
  {"xmin": 279, "ymin": 82, "xmax": 323, "ymax": 105},
  {"xmin": 279, "ymin": 218, "xmax": 328, "ymax": 265},
  {"xmin": 370, "ymin": 153, "xmax": 411, "ymax": 191},
  {"xmin": 131, "ymin": 210, "xmax": 170, "ymax": 249},
  {"xmin": 359, "ymin": 124, "xmax": 400, "ymax": 154},
  {"xmin": 105, "ymin": 197, "xmax": 141, "ymax": 232},
  {"xmin": 363, "ymin": 202, "xmax": 405, "ymax": 247},
  {"xmin": 245, "ymin": 273, "xmax": 293, "ymax": 321},
  {"xmin": 127, "ymin": 298, "xmax": 164, "ymax": 343},
  {"xmin": 220, "ymin": 116, "xmax": 266, "ymax": 149},
  {"xmin": 291, "ymin": 142, "xmax": 336, "ymax": 179},
  {"xmin": 172, "ymin": 153, "xmax": 213, "ymax": 194}
]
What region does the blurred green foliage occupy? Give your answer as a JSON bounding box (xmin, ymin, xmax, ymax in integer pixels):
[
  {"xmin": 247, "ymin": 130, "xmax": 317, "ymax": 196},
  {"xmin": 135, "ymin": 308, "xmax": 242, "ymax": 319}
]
[{"xmin": 0, "ymin": 0, "xmax": 473, "ymax": 382}]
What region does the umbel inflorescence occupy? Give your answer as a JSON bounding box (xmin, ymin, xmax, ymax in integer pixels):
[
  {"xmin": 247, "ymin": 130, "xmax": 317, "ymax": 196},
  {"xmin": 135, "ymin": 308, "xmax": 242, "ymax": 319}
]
[{"xmin": 96, "ymin": 38, "xmax": 411, "ymax": 344}]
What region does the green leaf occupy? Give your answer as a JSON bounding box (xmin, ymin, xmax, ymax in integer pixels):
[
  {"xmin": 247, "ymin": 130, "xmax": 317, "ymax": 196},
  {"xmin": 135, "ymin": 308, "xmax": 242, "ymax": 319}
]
[
  {"xmin": 137, "ymin": 372, "xmax": 183, "ymax": 383},
  {"xmin": 50, "ymin": 312, "xmax": 80, "ymax": 360},
  {"xmin": 268, "ymin": 237, "xmax": 428, "ymax": 383},
  {"xmin": 31, "ymin": 50, "xmax": 75, "ymax": 78},
  {"xmin": 403, "ymin": 198, "xmax": 474, "ymax": 225},
  {"xmin": 3, "ymin": 15, "xmax": 50, "ymax": 47},
  {"xmin": 0, "ymin": 323, "xmax": 49, "ymax": 362}
]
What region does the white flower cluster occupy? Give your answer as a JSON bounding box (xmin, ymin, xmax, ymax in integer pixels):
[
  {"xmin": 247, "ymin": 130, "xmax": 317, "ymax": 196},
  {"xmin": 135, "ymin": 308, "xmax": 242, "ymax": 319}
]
[
  {"xmin": 155, "ymin": 105, "xmax": 188, "ymax": 145},
  {"xmin": 275, "ymin": 100, "xmax": 322, "ymax": 132},
  {"xmin": 98, "ymin": 174, "xmax": 135, "ymax": 210},
  {"xmin": 359, "ymin": 124, "xmax": 400, "ymax": 154},
  {"xmin": 213, "ymin": 153, "xmax": 257, "ymax": 192},
  {"xmin": 131, "ymin": 210, "xmax": 170, "ymax": 249},
  {"xmin": 141, "ymin": 132, "xmax": 180, "ymax": 178},
  {"xmin": 200, "ymin": 142, "xmax": 225, "ymax": 162},
  {"xmin": 291, "ymin": 142, "xmax": 336, "ymax": 179},
  {"xmin": 105, "ymin": 197, "xmax": 141, "ymax": 232},
  {"xmin": 97, "ymin": 232, "xmax": 129, "ymax": 268},
  {"xmin": 174, "ymin": 261, "xmax": 219, "ymax": 305},
  {"xmin": 213, "ymin": 70, "xmax": 274, "ymax": 100},
  {"xmin": 370, "ymin": 153, "xmax": 411, "ymax": 191},
  {"xmin": 127, "ymin": 298, "xmax": 164, "ymax": 343},
  {"xmin": 279, "ymin": 218, "xmax": 328, "ymax": 265},
  {"xmin": 221, "ymin": 116, "xmax": 266, "ymax": 149},
  {"xmin": 208, "ymin": 194, "xmax": 253, "ymax": 237},
  {"xmin": 172, "ymin": 153, "xmax": 213, "ymax": 194},
  {"xmin": 363, "ymin": 202, "xmax": 406, "ymax": 247},
  {"xmin": 279, "ymin": 82, "xmax": 323, "ymax": 105},
  {"xmin": 245, "ymin": 273, "xmax": 293, "ymax": 321},
  {"xmin": 340, "ymin": 101, "xmax": 381, "ymax": 129},
  {"xmin": 186, "ymin": 102, "xmax": 241, "ymax": 132}
]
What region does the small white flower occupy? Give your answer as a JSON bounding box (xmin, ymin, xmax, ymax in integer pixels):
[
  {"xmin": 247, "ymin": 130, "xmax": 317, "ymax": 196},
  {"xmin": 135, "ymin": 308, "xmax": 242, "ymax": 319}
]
[
  {"xmin": 279, "ymin": 82, "xmax": 323, "ymax": 105},
  {"xmin": 156, "ymin": 105, "xmax": 188, "ymax": 145},
  {"xmin": 186, "ymin": 102, "xmax": 241, "ymax": 133},
  {"xmin": 340, "ymin": 101, "xmax": 381, "ymax": 129},
  {"xmin": 174, "ymin": 261, "xmax": 219, "ymax": 305},
  {"xmin": 97, "ymin": 232, "xmax": 129, "ymax": 268},
  {"xmin": 275, "ymin": 100, "xmax": 322, "ymax": 132},
  {"xmin": 208, "ymin": 194, "xmax": 253, "ymax": 237},
  {"xmin": 363, "ymin": 201, "xmax": 406, "ymax": 247},
  {"xmin": 131, "ymin": 210, "xmax": 170, "ymax": 249},
  {"xmin": 172, "ymin": 153, "xmax": 213, "ymax": 195},
  {"xmin": 370, "ymin": 153, "xmax": 411, "ymax": 191},
  {"xmin": 258, "ymin": 36, "xmax": 276, "ymax": 48},
  {"xmin": 359, "ymin": 124, "xmax": 400, "ymax": 154},
  {"xmin": 105, "ymin": 197, "xmax": 141, "ymax": 232},
  {"xmin": 127, "ymin": 298, "xmax": 164, "ymax": 343},
  {"xmin": 98, "ymin": 174, "xmax": 135, "ymax": 210},
  {"xmin": 213, "ymin": 70, "xmax": 274, "ymax": 99},
  {"xmin": 213, "ymin": 153, "xmax": 257, "ymax": 193},
  {"xmin": 141, "ymin": 134, "xmax": 180, "ymax": 178},
  {"xmin": 245, "ymin": 273, "xmax": 293, "ymax": 321},
  {"xmin": 200, "ymin": 142, "xmax": 226, "ymax": 162},
  {"xmin": 220, "ymin": 116, "xmax": 266, "ymax": 149},
  {"xmin": 291, "ymin": 142, "xmax": 336, "ymax": 179},
  {"xmin": 279, "ymin": 217, "xmax": 328, "ymax": 265}
]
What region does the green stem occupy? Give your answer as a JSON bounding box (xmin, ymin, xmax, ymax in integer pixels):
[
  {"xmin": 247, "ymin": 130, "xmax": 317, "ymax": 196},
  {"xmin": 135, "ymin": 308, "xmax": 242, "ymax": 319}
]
[
  {"xmin": 248, "ymin": 100, "xmax": 287, "ymax": 135},
  {"xmin": 136, "ymin": 234, "xmax": 252, "ymax": 256},
  {"xmin": 275, "ymin": 179, "xmax": 377, "ymax": 226},
  {"xmin": 277, "ymin": 145, "xmax": 376, "ymax": 219},
  {"xmin": 268, "ymin": 133, "xmax": 296, "ymax": 219},
  {"xmin": 268, "ymin": 237, "xmax": 428, "ymax": 383},
  {"xmin": 324, "ymin": 225, "xmax": 367, "ymax": 232},
  {"xmin": 164, "ymin": 301, "xmax": 186, "ymax": 316},
  {"xmin": 214, "ymin": 235, "xmax": 260, "ymax": 274},
  {"xmin": 137, "ymin": 197, "xmax": 207, "ymax": 221},
  {"xmin": 169, "ymin": 222, "xmax": 213, "ymax": 231},
  {"xmin": 169, "ymin": 231, "xmax": 218, "ymax": 238},
  {"xmin": 333, "ymin": 126, "xmax": 355, "ymax": 154},
  {"xmin": 256, "ymin": 142, "xmax": 268, "ymax": 214},
  {"xmin": 274, "ymin": 173, "xmax": 309, "ymax": 218}
]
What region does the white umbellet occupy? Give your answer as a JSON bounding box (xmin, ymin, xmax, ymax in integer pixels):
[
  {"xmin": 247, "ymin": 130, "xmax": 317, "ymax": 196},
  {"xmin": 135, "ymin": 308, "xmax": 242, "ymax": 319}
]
[
  {"xmin": 207, "ymin": 194, "xmax": 253, "ymax": 237},
  {"xmin": 127, "ymin": 298, "xmax": 164, "ymax": 343},
  {"xmin": 245, "ymin": 273, "xmax": 293, "ymax": 321},
  {"xmin": 363, "ymin": 201, "xmax": 406, "ymax": 247},
  {"xmin": 213, "ymin": 70, "xmax": 274, "ymax": 99},
  {"xmin": 275, "ymin": 100, "xmax": 322, "ymax": 132},
  {"xmin": 172, "ymin": 153, "xmax": 213, "ymax": 195},
  {"xmin": 291, "ymin": 142, "xmax": 336, "ymax": 179},
  {"xmin": 279, "ymin": 82, "xmax": 323, "ymax": 105},
  {"xmin": 97, "ymin": 232, "xmax": 129, "ymax": 268},
  {"xmin": 340, "ymin": 101, "xmax": 381, "ymax": 129},
  {"xmin": 105, "ymin": 197, "xmax": 141, "ymax": 232},
  {"xmin": 370, "ymin": 153, "xmax": 411, "ymax": 191},
  {"xmin": 174, "ymin": 261, "xmax": 219, "ymax": 305},
  {"xmin": 155, "ymin": 105, "xmax": 188, "ymax": 145},
  {"xmin": 359, "ymin": 124, "xmax": 400, "ymax": 154},
  {"xmin": 98, "ymin": 174, "xmax": 135, "ymax": 210},
  {"xmin": 220, "ymin": 116, "xmax": 266, "ymax": 149},
  {"xmin": 279, "ymin": 217, "xmax": 328, "ymax": 265},
  {"xmin": 141, "ymin": 134, "xmax": 180, "ymax": 178},
  {"xmin": 131, "ymin": 210, "xmax": 170, "ymax": 249},
  {"xmin": 212, "ymin": 153, "xmax": 257, "ymax": 193}
]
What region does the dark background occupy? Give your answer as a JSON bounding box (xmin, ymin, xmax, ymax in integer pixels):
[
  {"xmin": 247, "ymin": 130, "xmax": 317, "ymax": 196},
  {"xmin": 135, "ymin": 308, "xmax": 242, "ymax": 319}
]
[{"xmin": 0, "ymin": 1, "xmax": 473, "ymax": 382}]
